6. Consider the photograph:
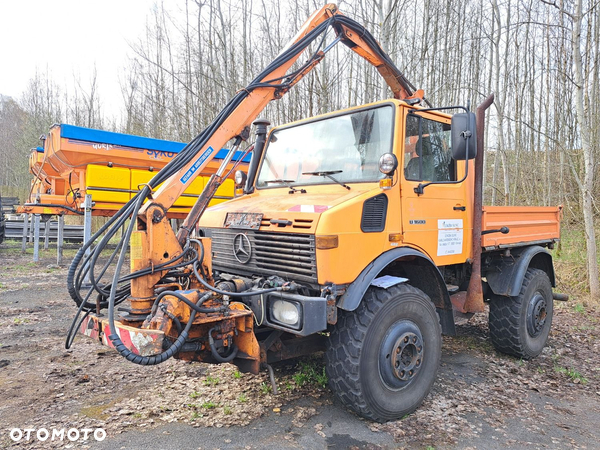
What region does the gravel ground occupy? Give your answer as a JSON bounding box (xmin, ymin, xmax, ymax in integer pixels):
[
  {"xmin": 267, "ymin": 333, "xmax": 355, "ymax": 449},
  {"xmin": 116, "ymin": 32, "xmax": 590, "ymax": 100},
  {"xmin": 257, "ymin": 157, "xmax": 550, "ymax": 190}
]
[{"xmin": 0, "ymin": 245, "xmax": 599, "ymax": 449}]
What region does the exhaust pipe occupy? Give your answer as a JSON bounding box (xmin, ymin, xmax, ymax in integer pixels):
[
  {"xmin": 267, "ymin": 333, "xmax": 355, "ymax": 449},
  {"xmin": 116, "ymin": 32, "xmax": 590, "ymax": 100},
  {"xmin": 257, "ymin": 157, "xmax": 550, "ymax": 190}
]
[{"xmin": 464, "ymin": 94, "xmax": 495, "ymax": 313}]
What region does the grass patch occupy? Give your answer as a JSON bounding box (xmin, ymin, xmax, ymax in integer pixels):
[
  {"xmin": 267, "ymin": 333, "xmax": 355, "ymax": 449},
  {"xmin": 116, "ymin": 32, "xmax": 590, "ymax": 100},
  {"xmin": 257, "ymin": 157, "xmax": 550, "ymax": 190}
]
[
  {"xmin": 554, "ymin": 366, "xmax": 588, "ymax": 384},
  {"xmin": 292, "ymin": 358, "xmax": 328, "ymax": 388},
  {"xmin": 237, "ymin": 393, "xmax": 247, "ymax": 403},
  {"xmin": 202, "ymin": 375, "xmax": 220, "ymax": 386}
]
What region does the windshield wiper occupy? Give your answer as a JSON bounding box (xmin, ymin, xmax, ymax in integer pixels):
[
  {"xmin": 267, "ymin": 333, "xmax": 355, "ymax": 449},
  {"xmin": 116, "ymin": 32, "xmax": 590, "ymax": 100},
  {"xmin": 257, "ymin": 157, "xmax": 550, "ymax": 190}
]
[
  {"xmin": 264, "ymin": 179, "xmax": 306, "ymax": 194},
  {"xmin": 264, "ymin": 179, "xmax": 295, "ymax": 184},
  {"xmin": 302, "ymin": 170, "xmax": 351, "ymax": 190}
]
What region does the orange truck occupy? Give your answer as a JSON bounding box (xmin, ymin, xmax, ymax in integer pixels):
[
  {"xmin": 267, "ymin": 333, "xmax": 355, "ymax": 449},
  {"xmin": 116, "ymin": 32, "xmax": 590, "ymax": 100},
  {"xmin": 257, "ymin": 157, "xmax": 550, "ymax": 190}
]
[
  {"xmin": 20, "ymin": 124, "xmax": 249, "ymax": 218},
  {"xmin": 67, "ymin": 4, "xmax": 565, "ymax": 422}
]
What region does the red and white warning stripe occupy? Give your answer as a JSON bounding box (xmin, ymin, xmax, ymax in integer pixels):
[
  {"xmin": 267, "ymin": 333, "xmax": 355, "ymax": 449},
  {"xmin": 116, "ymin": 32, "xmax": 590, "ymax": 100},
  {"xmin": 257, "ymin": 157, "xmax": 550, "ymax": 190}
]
[{"xmin": 288, "ymin": 205, "xmax": 330, "ymax": 213}]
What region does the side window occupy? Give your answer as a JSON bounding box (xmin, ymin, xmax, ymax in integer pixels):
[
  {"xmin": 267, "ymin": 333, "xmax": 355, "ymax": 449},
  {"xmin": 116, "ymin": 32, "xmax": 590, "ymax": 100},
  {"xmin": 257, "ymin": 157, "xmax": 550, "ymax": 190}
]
[{"xmin": 404, "ymin": 114, "xmax": 455, "ymax": 182}]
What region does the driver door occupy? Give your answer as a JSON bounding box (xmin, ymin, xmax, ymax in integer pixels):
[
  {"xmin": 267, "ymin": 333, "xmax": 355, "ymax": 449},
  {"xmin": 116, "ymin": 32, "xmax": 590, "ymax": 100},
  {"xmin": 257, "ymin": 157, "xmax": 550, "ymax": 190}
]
[{"xmin": 400, "ymin": 109, "xmax": 472, "ymax": 266}]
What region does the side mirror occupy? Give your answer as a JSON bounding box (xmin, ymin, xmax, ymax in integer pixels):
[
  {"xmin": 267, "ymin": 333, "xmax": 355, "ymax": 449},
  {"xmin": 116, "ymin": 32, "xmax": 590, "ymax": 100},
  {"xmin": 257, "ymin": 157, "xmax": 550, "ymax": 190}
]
[
  {"xmin": 451, "ymin": 112, "xmax": 477, "ymax": 160},
  {"xmin": 234, "ymin": 170, "xmax": 247, "ymax": 188}
]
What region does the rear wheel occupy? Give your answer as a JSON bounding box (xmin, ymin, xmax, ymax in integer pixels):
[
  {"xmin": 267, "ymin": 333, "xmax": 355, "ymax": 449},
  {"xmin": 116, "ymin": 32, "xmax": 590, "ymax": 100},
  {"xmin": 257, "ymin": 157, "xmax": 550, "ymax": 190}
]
[
  {"xmin": 489, "ymin": 268, "xmax": 553, "ymax": 359},
  {"xmin": 326, "ymin": 284, "xmax": 442, "ymax": 422}
]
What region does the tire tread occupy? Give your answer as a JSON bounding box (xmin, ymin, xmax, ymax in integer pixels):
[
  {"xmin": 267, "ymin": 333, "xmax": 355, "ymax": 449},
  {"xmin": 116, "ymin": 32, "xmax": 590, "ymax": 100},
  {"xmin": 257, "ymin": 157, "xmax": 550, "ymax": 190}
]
[
  {"xmin": 489, "ymin": 268, "xmax": 551, "ymax": 359},
  {"xmin": 326, "ymin": 284, "xmax": 440, "ymax": 421}
]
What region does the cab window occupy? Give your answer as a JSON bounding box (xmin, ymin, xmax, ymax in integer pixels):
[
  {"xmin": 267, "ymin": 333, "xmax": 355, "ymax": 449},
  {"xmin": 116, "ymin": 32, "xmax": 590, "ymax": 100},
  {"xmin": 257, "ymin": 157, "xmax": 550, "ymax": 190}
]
[{"xmin": 404, "ymin": 114, "xmax": 454, "ymax": 182}]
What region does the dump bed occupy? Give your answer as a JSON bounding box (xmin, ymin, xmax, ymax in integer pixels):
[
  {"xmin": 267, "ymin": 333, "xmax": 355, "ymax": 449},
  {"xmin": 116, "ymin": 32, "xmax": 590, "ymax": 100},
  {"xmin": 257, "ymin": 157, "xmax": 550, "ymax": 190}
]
[{"xmin": 481, "ymin": 206, "xmax": 561, "ymax": 250}]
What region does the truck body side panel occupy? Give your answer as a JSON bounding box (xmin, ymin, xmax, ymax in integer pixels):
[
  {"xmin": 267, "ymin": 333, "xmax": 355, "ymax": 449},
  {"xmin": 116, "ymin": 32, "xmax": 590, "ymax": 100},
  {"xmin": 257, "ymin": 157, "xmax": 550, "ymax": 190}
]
[{"xmin": 481, "ymin": 206, "xmax": 561, "ymax": 249}]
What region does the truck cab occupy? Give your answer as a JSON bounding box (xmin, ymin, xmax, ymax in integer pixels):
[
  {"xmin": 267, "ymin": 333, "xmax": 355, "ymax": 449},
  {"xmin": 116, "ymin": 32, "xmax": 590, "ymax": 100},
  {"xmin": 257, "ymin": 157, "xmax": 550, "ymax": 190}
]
[{"xmin": 198, "ymin": 99, "xmax": 474, "ymax": 334}]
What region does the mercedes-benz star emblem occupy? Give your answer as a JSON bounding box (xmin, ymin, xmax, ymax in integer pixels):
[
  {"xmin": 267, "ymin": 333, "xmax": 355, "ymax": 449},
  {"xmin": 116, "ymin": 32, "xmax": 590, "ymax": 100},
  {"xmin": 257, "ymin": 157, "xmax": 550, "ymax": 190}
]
[{"xmin": 233, "ymin": 233, "xmax": 252, "ymax": 264}]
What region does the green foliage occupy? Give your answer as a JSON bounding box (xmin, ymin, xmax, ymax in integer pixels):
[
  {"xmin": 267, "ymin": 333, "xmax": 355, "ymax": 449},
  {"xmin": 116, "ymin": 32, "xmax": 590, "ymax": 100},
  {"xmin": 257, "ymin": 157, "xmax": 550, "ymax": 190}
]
[
  {"xmin": 232, "ymin": 370, "xmax": 242, "ymax": 379},
  {"xmin": 189, "ymin": 391, "xmax": 201, "ymax": 399},
  {"xmin": 259, "ymin": 382, "xmax": 272, "ymax": 394},
  {"xmin": 554, "ymin": 366, "xmax": 588, "ymax": 384},
  {"xmin": 223, "ymin": 405, "xmax": 232, "ymax": 415},
  {"xmin": 202, "ymin": 375, "xmax": 220, "ymax": 386},
  {"xmin": 13, "ymin": 317, "xmax": 29, "ymax": 325},
  {"xmin": 292, "ymin": 359, "xmax": 328, "ymax": 388},
  {"xmin": 201, "ymin": 401, "xmax": 217, "ymax": 409},
  {"xmin": 237, "ymin": 393, "xmax": 248, "ymax": 403}
]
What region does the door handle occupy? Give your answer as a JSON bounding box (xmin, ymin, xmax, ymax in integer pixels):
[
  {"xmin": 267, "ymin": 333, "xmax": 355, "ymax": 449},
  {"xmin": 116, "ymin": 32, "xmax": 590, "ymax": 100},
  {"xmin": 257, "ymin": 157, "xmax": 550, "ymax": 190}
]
[{"xmin": 453, "ymin": 206, "xmax": 466, "ymax": 211}]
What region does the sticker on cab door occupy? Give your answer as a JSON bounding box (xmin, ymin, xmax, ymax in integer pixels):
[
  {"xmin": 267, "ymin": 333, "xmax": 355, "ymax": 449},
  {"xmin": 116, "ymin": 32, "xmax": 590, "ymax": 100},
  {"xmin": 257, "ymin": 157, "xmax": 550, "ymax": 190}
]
[{"xmin": 437, "ymin": 219, "xmax": 463, "ymax": 256}]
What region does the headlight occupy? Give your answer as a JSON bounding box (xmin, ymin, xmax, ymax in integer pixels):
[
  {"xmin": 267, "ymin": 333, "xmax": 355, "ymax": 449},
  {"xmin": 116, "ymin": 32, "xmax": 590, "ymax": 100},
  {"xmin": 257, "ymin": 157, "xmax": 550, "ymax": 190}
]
[
  {"xmin": 379, "ymin": 153, "xmax": 398, "ymax": 175},
  {"xmin": 270, "ymin": 300, "xmax": 302, "ymax": 329},
  {"xmin": 234, "ymin": 170, "xmax": 247, "ymax": 187}
]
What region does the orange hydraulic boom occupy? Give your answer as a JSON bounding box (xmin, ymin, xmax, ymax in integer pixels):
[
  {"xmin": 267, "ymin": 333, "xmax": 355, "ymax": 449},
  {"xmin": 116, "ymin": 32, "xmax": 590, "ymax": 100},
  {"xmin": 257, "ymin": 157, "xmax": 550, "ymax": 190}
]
[{"xmin": 67, "ymin": 3, "xmax": 424, "ymax": 371}]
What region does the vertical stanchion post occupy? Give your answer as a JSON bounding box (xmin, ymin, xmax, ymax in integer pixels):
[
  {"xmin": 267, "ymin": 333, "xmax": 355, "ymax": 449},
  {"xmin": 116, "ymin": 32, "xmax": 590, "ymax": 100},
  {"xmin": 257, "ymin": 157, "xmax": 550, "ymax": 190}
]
[
  {"xmin": 33, "ymin": 214, "xmax": 41, "ymax": 262},
  {"xmin": 57, "ymin": 214, "xmax": 64, "ymax": 266},
  {"xmin": 28, "ymin": 214, "xmax": 34, "ymax": 243},
  {"xmin": 83, "ymin": 195, "xmax": 93, "ymax": 284},
  {"xmin": 44, "ymin": 218, "xmax": 50, "ymax": 250},
  {"xmin": 21, "ymin": 214, "xmax": 29, "ymax": 253}
]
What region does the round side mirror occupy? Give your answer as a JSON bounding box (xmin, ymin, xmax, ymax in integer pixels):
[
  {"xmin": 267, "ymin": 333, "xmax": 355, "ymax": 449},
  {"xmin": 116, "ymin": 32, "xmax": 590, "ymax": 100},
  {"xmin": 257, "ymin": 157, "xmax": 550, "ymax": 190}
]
[{"xmin": 234, "ymin": 170, "xmax": 247, "ymax": 188}]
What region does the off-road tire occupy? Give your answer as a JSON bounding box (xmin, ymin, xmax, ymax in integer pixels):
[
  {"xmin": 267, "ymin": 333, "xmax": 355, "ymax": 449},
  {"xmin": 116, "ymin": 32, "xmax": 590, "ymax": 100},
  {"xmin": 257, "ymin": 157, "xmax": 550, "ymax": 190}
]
[
  {"xmin": 325, "ymin": 284, "xmax": 442, "ymax": 422},
  {"xmin": 489, "ymin": 268, "xmax": 553, "ymax": 359}
]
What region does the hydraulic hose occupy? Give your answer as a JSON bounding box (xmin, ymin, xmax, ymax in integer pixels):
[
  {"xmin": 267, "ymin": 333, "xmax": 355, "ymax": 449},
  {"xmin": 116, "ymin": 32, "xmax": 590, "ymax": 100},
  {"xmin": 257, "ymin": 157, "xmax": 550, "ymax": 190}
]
[
  {"xmin": 66, "ymin": 12, "xmax": 410, "ymax": 368},
  {"xmin": 150, "ymin": 289, "xmax": 224, "ymax": 315},
  {"xmin": 192, "ymin": 260, "xmax": 281, "ymax": 298},
  {"xmin": 208, "ymin": 327, "xmax": 239, "ymax": 363},
  {"xmin": 108, "ymin": 292, "xmax": 213, "ymax": 366}
]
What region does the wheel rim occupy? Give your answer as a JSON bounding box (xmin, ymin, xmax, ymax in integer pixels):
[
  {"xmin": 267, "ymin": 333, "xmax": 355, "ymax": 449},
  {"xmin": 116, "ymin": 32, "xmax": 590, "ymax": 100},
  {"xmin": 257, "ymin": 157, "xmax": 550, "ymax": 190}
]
[
  {"xmin": 379, "ymin": 320, "xmax": 424, "ymax": 390},
  {"xmin": 526, "ymin": 291, "xmax": 547, "ymax": 337}
]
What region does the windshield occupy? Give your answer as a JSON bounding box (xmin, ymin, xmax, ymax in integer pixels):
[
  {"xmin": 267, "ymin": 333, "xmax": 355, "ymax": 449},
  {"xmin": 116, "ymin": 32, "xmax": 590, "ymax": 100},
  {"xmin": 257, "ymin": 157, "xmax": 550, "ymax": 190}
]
[{"xmin": 256, "ymin": 105, "xmax": 394, "ymax": 188}]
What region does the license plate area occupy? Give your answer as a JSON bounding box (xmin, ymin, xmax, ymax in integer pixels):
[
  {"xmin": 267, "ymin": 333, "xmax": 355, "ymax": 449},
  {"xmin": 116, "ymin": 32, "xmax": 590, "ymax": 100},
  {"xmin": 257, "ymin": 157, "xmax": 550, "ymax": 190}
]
[{"xmin": 224, "ymin": 212, "xmax": 263, "ymax": 229}]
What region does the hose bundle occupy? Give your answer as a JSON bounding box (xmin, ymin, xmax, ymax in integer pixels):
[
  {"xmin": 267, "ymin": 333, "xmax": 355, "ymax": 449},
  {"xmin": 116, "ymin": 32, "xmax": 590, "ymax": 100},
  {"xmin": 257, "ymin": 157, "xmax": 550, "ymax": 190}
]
[{"xmin": 65, "ymin": 13, "xmax": 411, "ymax": 365}]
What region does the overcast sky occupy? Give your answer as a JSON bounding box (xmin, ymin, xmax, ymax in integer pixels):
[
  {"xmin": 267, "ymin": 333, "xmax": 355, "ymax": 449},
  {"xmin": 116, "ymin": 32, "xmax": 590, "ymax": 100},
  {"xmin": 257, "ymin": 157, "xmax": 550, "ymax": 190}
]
[{"xmin": 0, "ymin": 0, "xmax": 155, "ymax": 119}]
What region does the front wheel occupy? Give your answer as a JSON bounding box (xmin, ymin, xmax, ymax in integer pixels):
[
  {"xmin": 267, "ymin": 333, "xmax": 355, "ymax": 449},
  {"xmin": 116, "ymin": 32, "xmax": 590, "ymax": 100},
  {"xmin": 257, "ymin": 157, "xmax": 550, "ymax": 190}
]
[
  {"xmin": 326, "ymin": 284, "xmax": 442, "ymax": 422},
  {"xmin": 489, "ymin": 268, "xmax": 553, "ymax": 359}
]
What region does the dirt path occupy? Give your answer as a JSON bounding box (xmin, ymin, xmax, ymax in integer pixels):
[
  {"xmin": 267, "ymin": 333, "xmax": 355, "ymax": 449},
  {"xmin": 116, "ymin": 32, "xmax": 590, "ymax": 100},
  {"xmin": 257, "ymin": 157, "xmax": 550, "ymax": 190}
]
[{"xmin": 1, "ymin": 245, "xmax": 599, "ymax": 449}]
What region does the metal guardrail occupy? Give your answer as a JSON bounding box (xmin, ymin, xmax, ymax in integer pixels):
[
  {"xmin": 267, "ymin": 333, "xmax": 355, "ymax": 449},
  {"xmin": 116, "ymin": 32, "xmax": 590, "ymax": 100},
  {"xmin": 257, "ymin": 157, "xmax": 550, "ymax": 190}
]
[{"xmin": 4, "ymin": 218, "xmax": 84, "ymax": 242}]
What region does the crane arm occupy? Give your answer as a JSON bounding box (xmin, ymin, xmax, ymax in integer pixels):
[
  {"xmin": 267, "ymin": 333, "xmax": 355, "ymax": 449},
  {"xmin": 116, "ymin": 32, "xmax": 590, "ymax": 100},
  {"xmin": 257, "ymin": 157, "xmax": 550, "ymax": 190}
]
[
  {"xmin": 66, "ymin": 4, "xmax": 426, "ymax": 312},
  {"xmin": 140, "ymin": 4, "xmax": 423, "ymax": 216}
]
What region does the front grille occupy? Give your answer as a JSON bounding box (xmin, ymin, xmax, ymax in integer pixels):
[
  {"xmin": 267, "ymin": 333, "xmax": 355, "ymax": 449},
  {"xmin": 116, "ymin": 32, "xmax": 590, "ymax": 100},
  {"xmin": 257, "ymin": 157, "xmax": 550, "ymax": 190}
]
[
  {"xmin": 260, "ymin": 217, "xmax": 314, "ymax": 230},
  {"xmin": 203, "ymin": 228, "xmax": 317, "ymax": 285}
]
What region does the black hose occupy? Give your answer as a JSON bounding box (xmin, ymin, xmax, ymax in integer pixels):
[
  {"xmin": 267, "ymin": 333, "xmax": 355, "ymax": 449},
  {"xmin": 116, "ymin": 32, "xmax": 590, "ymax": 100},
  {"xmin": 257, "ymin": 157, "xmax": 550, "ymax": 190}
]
[
  {"xmin": 66, "ymin": 13, "xmax": 410, "ymax": 368},
  {"xmin": 108, "ymin": 292, "xmax": 213, "ymax": 366},
  {"xmin": 151, "ymin": 289, "xmax": 224, "ymax": 315},
  {"xmin": 192, "ymin": 261, "xmax": 281, "ymax": 298},
  {"xmin": 208, "ymin": 327, "xmax": 239, "ymax": 363},
  {"xmin": 67, "ymin": 17, "xmax": 335, "ymax": 313}
]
